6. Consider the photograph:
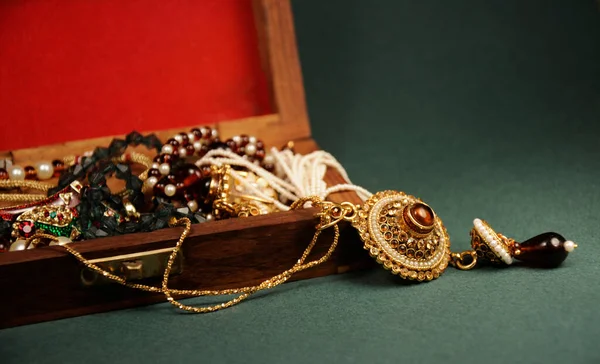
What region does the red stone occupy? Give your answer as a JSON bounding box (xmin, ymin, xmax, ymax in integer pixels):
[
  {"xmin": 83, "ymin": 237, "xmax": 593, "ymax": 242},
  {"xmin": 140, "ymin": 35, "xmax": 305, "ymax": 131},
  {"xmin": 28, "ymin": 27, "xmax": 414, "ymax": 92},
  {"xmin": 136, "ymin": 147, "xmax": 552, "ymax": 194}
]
[
  {"xmin": 24, "ymin": 166, "xmax": 36, "ymax": 179},
  {"xmin": 0, "ymin": 168, "xmax": 8, "ymax": 180},
  {"xmin": 515, "ymin": 232, "xmax": 569, "ymax": 268},
  {"xmin": 409, "ymin": 203, "xmax": 434, "ymax": 227}
]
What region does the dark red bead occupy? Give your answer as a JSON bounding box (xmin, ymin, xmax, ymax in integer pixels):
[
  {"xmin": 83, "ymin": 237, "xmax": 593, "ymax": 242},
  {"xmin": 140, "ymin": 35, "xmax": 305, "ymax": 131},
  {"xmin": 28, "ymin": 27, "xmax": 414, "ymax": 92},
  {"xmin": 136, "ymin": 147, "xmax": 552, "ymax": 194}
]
[
  {"xmin": 180, "ymin": 164, "xmax": 202, "ymax": 187},
  {"xmin": 255, "ymin": 149, "xmax": 266, "ymax": 160},
  {"xmin": 515, "ymin": 232, "xmax": 570, "ymax": 268},
  {"xmin": 178, "ymin": 133, "xmax": 189, "ymax": 145},
  {"xmin": 166, "ymin": 174, "xmax": 177, "ymax": 184},
  {"xmin": 240, "ymin": 134, "xmax": 250, "ymax": 146},
  {"xmin": 185, "ymin": 144, "xmax": 196, "ymax": 156},
  {"xmin": 263, "ymin": 163, "xmax": 275, "ymax": 173},
  {"xmin": 199, "ymin": 164, "xmax": 212, "ymax": 177},
  {"xmin": 148, "ymin": 168, "xmax": 161, "ymax": 177},
  {"xmin": 255, "ymin": 140, "xmax": 265, "ymax": 150},
  {"xmin": 158, "ymin": 154, "xmax": 177, "ymax": 164},
  {"xmin": 198, "ymin": 144, "xmax": 210, "ymax": 157},
  {"xmin": 191, "ymin": 128, "xmax": 202, "ymax": 139},
  {"xmin": 52, "ymin": 160, "xmax": 65, "ymax": 177},
  {"xmin": 225, "ymin": 139, "xmax": 237, "ymax": 151},
  {"xmin": 202, "ymin": 127, "xmax": 214, "ymax": 139},
  {"xmin": 24, "ymin": 166, "xmax": 37, "ymax": 179},
  {"xmin": 166, "ymin": 138, "xmax": 180, "ymax": 147},
  {"xmin": 0, "ymin": 168, "xmax": 8, "ymax": 179}
]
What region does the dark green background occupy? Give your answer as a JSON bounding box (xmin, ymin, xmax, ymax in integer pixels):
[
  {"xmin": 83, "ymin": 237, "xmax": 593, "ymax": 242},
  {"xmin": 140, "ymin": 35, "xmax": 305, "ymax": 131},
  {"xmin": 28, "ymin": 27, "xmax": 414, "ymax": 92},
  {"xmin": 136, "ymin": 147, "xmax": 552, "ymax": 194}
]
[{"xmin": 2, "ymin": 1, "xmax": 599, "ymax": 363}]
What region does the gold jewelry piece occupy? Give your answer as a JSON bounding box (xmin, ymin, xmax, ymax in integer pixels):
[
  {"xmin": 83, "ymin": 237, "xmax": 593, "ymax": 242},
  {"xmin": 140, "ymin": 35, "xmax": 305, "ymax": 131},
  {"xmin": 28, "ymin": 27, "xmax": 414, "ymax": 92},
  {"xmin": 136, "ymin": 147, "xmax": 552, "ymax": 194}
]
[
  {"xmin": 450, "ymin": 218, "xmax": 577, "ymax": 269},
  {"xmin": 55, "ymin": 190, "xmax": 577, "ymax": 314},
  {"xmin": 208, "ymin": 165, "xmax": 279, "ymax": 219}
]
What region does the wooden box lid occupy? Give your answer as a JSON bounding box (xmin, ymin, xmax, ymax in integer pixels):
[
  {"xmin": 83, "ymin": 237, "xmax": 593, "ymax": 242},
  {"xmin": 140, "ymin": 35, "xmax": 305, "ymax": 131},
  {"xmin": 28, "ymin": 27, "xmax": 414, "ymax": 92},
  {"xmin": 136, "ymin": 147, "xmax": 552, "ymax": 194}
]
[
  {"xmin": 0, "ymin": 0, "xmax": 310, "ymax": 156},
  {"xmin": 0, "ymin": 0, "xmax": 373, "ymax": 329}
]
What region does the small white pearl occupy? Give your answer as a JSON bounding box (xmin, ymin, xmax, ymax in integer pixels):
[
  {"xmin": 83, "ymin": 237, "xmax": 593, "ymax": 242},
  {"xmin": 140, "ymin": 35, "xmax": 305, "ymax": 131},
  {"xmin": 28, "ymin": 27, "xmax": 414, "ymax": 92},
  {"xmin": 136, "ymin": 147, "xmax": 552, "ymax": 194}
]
[
  {"xmin": 152, "ymin": 163, "xmax": 160, "ymax": 169},
  {"xmin": 188, "ymin": 132, "xmax": 196, "ymax": 141},
  {"xmin": 174, "ymin": 134, "xmax": 183, "ymax": 143},
  {"xmin": 489, "ymin": 240, "xmax": 498, "ymax": 248},
  {"xmin": 473, "ymin": 218, "xmax": 481, "ymax": 225},
  {"xmin": 159, "ymin": 163, "xmax": 171, "ymax": 175},
  {"xmin": 164, "ymin": 184, "xmax": 177, "ymax": 197},
  {"xmin": 9, "ymin": 239, "xmax": 27, "ymax": 251},
  {"xmin": 187, "ymin": 200, "xmax": 199, "ymax": 212},
  {"xmin": 245, "ymin": 143, "xmax": 257, "ymax": 156},
  {"xmin": 564, "ymin": 240, "xmax": 576, "ymax": 252},
  {"xmin": 145, "ymin": 176, "xmax": 158, "ymax": 188},
  {"xmin": 193, "ymin": 141, "xmax": 202, "ymax": 151},
  {"xmin": 264, "ymin": 155, "xmax": 275, "ymax": 164},
  {"xmin": 232, "ymin": 135, "xmax": 241, "ymax": 143},
  {"xmin": 205, "ymin": 213, "xmax": 214, "ymax": 221},
  {"xmin": 161, "ymin": 144, "xmax": 174, "ymax": 154},
  {"xmin": 211, "ymin": 129, "xmax": 218, "ymax": 138},
  {"xmin": 249, "ymin": 136, "xmax": 257, "ymax": 144},
  {"xmin": 178, "ymin": 147, "xmax": 187, "ymax": 157},
  {"xmin": 8, "ymin": 165, "xmax": 25, "ymax": 180},
  {"xmin": 35, "ymin": 161, "xmax": 54, "ymax": 180}
]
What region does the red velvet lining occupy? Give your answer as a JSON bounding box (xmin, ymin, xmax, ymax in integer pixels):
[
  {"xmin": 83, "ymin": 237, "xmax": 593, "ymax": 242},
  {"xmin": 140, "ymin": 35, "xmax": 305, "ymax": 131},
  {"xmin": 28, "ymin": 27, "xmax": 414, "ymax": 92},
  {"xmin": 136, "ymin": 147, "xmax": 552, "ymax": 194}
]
[{"xmin": 0, "ymin": 0, "xmax": 271, "ymax": 150}]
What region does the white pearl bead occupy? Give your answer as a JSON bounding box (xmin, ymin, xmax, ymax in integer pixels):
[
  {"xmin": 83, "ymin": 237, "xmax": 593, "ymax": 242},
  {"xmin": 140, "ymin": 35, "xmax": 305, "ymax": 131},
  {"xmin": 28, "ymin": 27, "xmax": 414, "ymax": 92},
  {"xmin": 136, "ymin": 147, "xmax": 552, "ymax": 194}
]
[
  {"xmin": 179, "ymin": 147, "xmax": 187, "ymax": 157},
  {"xmin": 205, "ymin": 213, "xmax": 214, "ymax": 221},
  {"xmin": 145, "ymin": 176, "xmax": 158, "ymax": 188},
  {"xmin": 473, "ymin": 218, "xmax": 481, "ymax": 226},
  {"xmin": 152, "ymin": 163, "xmax": 160, "ymax": 169},
  {"xmin": 264, "ymin": 155, "xmax": 275, "ymax": 164},
  {"xmin": 8, "ymin": 165, "xmax": 25, "ymax": 180},
  {"xmin": 159, "ymin": 163, "xmax": 171, "ymax": 175},
  {"xmin": 164, "ymin": 184, "xmax": 177, "ymax": 197},
  {"xmin": 188, "ymin": 132, "xmax": 196, "ymax": 141},
  {"xmin": 161, "ymin": 144, "xmax": 174, "ymax": 154},
  {"xmin": 35, "ymin": 161, "xmax": 54, "ymax": 180},
  {"xmin": 211, "ymin": 129, "xmax": 218, "ymax": 138},
  {"xmin": 174, "ymin": 134, "xmax": 183, "ymax": 143},
  {"xmin": 564, "ymin": 240, "xmax": 576, "ymax": 252},
  {"xmin": 245, "ymin": 143, "xmax": 257, "ymax": 156},
  {"xmin": 249, "ymin": 136, "xmax": 257, "ymax": 144},
  {"xmin": 232, "ymin": 135, "xmax": 241, "ymax": 143},
  {"xmin": 9, "ymin": 239, "xmax": 27, "ymax": 251},
  {"xmin": 193, "ymin": 141, "xmax": 202, "ymax": 151},
  {"xmin": 187, "ymin": 200, "xmax": 199, "ymax": 212}
]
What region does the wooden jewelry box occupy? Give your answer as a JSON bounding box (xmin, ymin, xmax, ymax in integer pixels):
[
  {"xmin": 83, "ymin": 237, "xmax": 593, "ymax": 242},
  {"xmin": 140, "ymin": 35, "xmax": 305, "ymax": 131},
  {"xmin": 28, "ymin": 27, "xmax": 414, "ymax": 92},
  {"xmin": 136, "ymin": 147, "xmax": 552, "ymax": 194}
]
[{"xmin": 0, "ymin": 0, "xmax": 373, "ymax": 328}]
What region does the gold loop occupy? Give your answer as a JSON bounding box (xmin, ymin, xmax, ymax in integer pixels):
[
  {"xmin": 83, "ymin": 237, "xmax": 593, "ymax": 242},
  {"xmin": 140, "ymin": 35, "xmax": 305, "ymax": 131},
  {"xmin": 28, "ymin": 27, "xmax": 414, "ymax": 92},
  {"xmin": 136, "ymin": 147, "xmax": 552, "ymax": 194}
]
[{"xmin": 451, "ymin": 250, "xmax": 478, "ymax": 270}]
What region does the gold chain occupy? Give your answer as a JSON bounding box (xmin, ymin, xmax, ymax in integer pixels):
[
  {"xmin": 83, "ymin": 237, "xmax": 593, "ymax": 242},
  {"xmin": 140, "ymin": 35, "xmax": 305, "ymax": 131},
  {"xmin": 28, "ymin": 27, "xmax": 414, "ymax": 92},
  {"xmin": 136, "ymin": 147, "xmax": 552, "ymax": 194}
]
[{"xmin": 52, "ymin": 196, "xmax": 343, "ymax": 313}]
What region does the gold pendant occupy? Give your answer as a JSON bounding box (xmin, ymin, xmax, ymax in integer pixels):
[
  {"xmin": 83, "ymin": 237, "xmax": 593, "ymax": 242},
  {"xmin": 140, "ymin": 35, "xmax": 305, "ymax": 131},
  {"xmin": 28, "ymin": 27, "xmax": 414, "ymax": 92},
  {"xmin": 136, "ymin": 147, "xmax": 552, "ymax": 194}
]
[{"xmin": 350, "ymin": 190, "xmax": 451, "ymax": 281}]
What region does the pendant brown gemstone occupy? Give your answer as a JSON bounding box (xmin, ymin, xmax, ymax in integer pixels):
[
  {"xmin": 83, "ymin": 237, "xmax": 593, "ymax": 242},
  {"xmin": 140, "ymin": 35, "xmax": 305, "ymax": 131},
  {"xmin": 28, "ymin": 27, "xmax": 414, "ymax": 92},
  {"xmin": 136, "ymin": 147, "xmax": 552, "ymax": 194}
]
[
  {"xmin": 402, "ymin": 202, "xmax": 435, "ymax": 236},
  {"xmin": 410, "ymin": 203, "xmax": 434, "ymax": 227}
]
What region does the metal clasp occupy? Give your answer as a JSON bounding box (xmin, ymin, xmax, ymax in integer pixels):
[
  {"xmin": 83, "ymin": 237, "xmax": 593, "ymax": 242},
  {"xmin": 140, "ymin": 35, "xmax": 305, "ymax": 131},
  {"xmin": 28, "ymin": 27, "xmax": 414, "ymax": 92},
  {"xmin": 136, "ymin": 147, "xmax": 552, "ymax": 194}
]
[{"xmin": 80, "ymin": 247, "xmax": 184, "ymax": 286}]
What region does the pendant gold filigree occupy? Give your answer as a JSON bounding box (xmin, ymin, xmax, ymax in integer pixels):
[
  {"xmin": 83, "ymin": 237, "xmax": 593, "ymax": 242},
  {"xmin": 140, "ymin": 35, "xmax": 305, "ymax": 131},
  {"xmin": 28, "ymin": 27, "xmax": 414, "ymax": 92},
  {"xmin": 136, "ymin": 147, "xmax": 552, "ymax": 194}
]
[{"xmin": 351, "ymin": 190, "xmax": 451, "ymax": 281}]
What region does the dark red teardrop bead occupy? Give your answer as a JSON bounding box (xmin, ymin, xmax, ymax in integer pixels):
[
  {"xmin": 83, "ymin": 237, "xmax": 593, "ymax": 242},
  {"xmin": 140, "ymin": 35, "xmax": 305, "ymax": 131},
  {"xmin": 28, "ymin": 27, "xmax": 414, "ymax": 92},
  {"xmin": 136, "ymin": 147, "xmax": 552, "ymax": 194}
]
[
  {"xmin": 255, "ymin": 140, "xmax": 264, "ymax": 149},
  {"xmin": 0, "ymin": 168, "xmax": 8, "ymax": 180},
  {"xmin": 515, "ymin": 232, "xmax": 569, "ymax": 268},
  {"xmin": 180, "ymin": 164, "xmax": 202, "ymax": 188},
  {"xmin": 240, "ymin": 134, "xmax": 250, "ymax": 146}
]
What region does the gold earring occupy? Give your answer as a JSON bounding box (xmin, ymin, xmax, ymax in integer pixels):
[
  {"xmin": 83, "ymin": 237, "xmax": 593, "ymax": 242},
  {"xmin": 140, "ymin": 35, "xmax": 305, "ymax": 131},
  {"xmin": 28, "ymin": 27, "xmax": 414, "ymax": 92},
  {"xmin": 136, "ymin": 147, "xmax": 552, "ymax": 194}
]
[{"xmin": 451, "ymin": 218, "xmax": 577, "ymax": 270}]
